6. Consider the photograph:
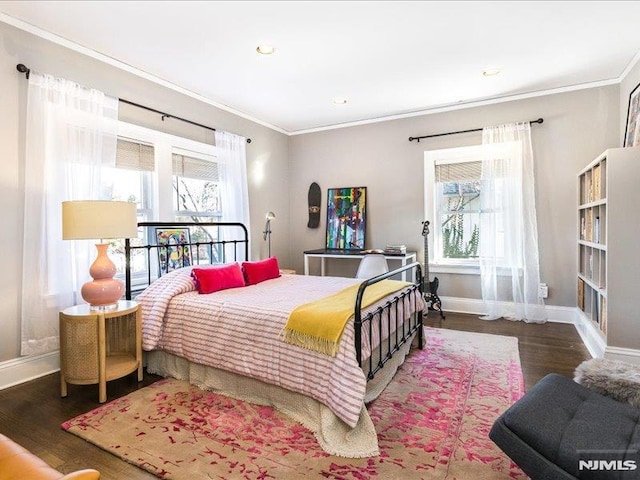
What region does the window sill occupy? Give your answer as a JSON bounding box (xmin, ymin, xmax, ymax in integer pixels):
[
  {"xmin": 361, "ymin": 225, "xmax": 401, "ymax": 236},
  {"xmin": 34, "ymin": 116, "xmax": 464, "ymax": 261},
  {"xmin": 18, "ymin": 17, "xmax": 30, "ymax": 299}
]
[
  {"xmin": 430, "ymin": 263, "xmax": 480, "ymax": 275},
  {"xmin": 430, "ymin": 263, "xmax": 522, "ymax": 277}
]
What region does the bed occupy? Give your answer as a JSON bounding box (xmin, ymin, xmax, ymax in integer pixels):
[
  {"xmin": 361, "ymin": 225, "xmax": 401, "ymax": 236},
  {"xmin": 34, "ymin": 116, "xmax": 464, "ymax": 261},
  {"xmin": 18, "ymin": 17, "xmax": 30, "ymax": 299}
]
[{"xmin": 125, "ymin": 221, "xmax": 425, "ymax": 457}]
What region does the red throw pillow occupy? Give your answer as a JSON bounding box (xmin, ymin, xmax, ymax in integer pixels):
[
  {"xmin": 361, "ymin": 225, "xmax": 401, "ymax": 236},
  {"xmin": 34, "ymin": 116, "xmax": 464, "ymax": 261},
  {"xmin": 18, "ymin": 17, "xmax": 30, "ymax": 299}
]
[
  {"xmin": 191, "ymin": 263, "xmax": 246, "ymax": 294},
  {"xmin": 242, "ymin": 257, "xmax": 281, "ymax": 286}
]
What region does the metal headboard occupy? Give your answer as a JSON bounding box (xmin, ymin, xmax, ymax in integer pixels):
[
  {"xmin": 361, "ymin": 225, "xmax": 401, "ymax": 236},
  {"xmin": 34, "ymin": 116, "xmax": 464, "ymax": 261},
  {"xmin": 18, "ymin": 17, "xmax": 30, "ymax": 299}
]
[{"xmin": 124, "ymin": 221, "xmax": 249, "ymax": 299}]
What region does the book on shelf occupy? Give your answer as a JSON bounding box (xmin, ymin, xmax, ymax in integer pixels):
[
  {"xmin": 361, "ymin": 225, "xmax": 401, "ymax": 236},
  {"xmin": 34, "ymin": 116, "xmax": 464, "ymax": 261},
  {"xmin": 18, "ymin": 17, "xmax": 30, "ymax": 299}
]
[
  {"xmin": 577, "ymin": 278, "xmax": 585, "ymax": 310},
  {"xmin": 384, "ymin": 244, "xmax": 407, "ymax": 254},
  {"xmin": 600, "ymin": 297, "xmax": 607, "ymax": 336},
  {"xmin": 594, "ymin": 216, "xmax": 600, "ymax": 243},
  {"xmin": 585, "ymin": 209, "xmax": 593, "ymax": 242},
  {"xmin": 593, "ymin": 165, "xmax": 601, "ymax": 201}
]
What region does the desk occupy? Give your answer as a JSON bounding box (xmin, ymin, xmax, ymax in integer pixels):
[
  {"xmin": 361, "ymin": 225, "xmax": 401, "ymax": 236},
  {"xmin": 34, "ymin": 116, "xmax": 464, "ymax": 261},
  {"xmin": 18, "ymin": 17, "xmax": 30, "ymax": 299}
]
[{"xmin": 303, "ymin": 249, "xmax": 417, "ymax": 281}]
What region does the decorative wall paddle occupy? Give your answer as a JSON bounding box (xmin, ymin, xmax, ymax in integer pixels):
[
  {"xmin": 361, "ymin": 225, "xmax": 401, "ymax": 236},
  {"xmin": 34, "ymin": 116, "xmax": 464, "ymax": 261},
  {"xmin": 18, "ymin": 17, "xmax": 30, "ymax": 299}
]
[{"xmin": 422, "ymin": 220, "xmax": 445, "ymax": 319}]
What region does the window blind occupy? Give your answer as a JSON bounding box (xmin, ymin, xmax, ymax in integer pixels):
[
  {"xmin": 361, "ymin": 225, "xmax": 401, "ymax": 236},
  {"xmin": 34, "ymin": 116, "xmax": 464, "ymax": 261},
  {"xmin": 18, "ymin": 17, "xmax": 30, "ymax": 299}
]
[
  {"xmin": 172, "ymin": 153, "xmax": 219, "ymax": 181},
  {"xmin": 116, "ymin": 138, "xmax": 155, "ymax": 171},
  {"xmin": 435, "ymin": 161, "xmax": 482, "ymax": 183}
]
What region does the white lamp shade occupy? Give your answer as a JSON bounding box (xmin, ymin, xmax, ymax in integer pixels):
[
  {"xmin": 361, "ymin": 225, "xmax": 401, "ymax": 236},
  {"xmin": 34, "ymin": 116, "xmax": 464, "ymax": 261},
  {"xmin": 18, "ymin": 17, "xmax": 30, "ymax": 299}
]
[{"xmin": 62, "ymin": 201, "xmax": 138, "ymax": 240}]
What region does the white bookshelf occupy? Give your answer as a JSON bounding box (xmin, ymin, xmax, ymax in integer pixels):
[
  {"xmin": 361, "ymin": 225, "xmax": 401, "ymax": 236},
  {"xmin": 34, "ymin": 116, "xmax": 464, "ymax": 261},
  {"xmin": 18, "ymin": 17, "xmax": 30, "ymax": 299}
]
[{"xmin": 577, "ymin": 148, "xmax": 640, "ymax": 353}]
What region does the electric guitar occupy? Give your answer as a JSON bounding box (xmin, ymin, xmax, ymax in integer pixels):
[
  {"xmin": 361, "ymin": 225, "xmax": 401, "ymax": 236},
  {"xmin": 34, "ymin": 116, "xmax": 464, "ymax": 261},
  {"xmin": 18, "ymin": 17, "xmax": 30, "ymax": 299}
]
[{"xmin": 422, "ymin": 220, "xmax": 445, "ymax": 318}]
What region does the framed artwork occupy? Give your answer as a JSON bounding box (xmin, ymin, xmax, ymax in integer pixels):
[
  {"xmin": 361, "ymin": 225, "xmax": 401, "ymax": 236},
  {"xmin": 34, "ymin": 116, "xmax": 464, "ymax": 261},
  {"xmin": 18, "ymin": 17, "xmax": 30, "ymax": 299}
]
[
  {"xmin": 325, "ymin": 187, "xmax": 367, "ymax": 250},
  {"xmin": 155, "ymin": 228, "xmax": 192, "ymax": 275},
  {"xmin": 624, "ymin": 81, "xmax": 640, "ymax": 147}
]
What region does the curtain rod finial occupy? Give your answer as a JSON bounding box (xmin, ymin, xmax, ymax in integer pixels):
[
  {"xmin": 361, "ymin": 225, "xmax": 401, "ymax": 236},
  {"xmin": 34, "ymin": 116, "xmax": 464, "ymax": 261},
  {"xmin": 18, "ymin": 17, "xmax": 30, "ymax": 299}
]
[{"xmin": 16, "ymin": 63, "xmax": 30, "ymax": 79}]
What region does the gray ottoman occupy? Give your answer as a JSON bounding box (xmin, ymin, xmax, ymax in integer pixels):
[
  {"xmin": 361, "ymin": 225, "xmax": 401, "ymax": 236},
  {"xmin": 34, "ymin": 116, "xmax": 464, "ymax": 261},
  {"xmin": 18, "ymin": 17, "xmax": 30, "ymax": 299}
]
[{"xmin": 489, "ymin": 373, "xmax": 640, "ymax": 480}]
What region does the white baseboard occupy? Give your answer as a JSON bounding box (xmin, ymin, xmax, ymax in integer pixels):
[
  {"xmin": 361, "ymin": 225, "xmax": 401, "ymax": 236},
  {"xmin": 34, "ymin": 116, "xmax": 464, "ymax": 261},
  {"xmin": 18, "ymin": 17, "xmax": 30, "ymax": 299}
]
[
  {"xmin": 605, "ymin": 346, "xmax": 640, "ymax": 364},
  {"xmin": 573, "ymin": 309, "xmax": 606, "ymax": 358},
  {"xmin": 0, "ymin": 350, "xmax": 60, "ymax": 391},
  {"xmin": 438, "ymin": 296, "xmax": 577, "ymax": 323}
]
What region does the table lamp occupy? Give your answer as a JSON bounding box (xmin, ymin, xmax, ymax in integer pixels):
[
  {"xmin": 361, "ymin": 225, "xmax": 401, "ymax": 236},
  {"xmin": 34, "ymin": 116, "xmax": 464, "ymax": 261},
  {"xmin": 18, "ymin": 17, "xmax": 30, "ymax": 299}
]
[
  {"xmin": 263, "ymin": 211, "xmax": 275, "ymax": 257},
  {"xmin": 62, "ymin": 200, "xmax": 138, "ymax": 309}
]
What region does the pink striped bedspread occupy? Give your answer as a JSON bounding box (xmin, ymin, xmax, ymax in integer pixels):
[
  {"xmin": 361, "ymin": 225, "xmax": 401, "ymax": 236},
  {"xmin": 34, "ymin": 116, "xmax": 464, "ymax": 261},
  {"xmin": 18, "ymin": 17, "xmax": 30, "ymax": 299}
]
[{"xmin": 136, "ymin": 267, "xmax": 423, "ymax": 428}]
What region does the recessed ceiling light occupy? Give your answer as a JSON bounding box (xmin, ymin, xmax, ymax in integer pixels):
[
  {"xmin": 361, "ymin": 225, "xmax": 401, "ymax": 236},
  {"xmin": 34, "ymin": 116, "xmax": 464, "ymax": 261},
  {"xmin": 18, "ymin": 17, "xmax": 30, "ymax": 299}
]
[
  {"xmin": 482, "ymin": 68, "xmax": 501, "ymax": 77},
  {"xmin": 333, "ymin": 98, "xmax": 348, "ymax": 105},
  {"xmin": 256, "ymin": 45, "xmax": 275, "ymax": 55}
]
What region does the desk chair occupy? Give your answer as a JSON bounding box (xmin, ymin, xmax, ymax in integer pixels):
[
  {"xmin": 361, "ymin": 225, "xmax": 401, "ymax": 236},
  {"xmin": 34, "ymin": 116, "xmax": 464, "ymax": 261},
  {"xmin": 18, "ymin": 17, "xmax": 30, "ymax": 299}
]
[{"xmin": 355, "ymin": 254, "xmax": 389, "ymax": 279}]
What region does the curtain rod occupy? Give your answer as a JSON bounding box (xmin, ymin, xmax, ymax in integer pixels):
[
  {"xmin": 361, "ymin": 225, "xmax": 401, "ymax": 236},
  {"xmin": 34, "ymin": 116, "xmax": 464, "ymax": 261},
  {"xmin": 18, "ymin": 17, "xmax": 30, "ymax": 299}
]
[
  {"xmin": 16, "ymin": 63, "xmax": 251, "ymax": 144},
  {"xmin": 408, "ymin": 118, "xmax": 543, "ymax": 143}
]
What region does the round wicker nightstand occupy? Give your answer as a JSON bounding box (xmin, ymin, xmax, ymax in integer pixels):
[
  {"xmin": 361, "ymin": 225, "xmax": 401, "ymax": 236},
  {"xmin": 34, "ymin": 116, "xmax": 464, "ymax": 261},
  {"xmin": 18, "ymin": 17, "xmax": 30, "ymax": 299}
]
[{"xmin": 59, "ymin": 300, "xmax": 143, "ymax": 403}]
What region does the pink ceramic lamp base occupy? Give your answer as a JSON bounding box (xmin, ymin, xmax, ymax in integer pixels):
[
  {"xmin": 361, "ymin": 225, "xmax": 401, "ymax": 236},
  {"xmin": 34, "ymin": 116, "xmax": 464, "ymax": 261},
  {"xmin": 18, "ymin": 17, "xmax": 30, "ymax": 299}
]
[{"xmin": 81, "ymin": 243, "xmax": 124, "ymax": 309}]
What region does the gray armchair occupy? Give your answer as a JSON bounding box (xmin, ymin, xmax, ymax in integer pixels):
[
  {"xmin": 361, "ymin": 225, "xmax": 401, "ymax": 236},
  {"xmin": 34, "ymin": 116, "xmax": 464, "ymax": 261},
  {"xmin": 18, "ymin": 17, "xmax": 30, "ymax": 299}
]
[{"xmin": 489, "ymin": 373, "xmax": 640, "ymax": 479}]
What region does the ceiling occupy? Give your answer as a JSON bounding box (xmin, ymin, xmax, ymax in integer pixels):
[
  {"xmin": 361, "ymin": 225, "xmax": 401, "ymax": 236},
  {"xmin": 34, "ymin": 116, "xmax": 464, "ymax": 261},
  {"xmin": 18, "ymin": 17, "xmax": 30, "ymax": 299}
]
[{"xmin": 2, "ymin": 1, "xmax": 640, "ymax": 134}]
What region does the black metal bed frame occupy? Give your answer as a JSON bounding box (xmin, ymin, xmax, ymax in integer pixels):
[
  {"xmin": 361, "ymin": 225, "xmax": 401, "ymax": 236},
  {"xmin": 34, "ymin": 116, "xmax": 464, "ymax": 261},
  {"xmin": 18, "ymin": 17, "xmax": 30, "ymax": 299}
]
[
  {"xmin": 124, "ymin": 221, "xmax": 249, "ymax": 299},
  {"xmin": 355, "ymin": 263, "xmax": 424, "ymax": 378},
  {"xmin": 124, "ymin": 221, "xmax": 424, "ymax": 382}
]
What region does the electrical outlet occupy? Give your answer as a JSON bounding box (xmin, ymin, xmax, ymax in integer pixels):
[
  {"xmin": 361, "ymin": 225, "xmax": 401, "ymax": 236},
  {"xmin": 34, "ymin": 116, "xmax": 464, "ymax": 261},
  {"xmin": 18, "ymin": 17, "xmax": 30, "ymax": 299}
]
[{"xmin": 538, "ymin": 283, "xmax": 548, "ymax": 299}]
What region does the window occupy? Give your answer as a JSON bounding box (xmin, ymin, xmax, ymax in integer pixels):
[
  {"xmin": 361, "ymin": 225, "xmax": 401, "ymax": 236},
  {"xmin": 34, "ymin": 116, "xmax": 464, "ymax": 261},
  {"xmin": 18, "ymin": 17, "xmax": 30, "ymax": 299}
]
[
  {"xmin": 103, "ymin": 138, "xmax": 155, "ymax": 218},
  {"xmin": 102, "ymin": 138, "xmax": 155, "ymax": 278},
  {"xmin": 424, "ymin": 145, "xmax": 484, "ymax": 268},
  {"xmin": 102, "ymin": 122, "xmax": 223, "ymax": 280},
  {"xmin": 172, "ymin": 150, "xmax": 224, "ymax": 265},
  {"xmin": 172, "ymin": 150, "xmax": 221, "ymax": 222}
]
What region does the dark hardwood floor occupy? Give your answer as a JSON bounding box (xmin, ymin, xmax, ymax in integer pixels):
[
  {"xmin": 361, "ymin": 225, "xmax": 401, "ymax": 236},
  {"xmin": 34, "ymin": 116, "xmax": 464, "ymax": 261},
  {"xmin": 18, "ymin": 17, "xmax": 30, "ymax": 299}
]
[{"xmin": 0, "ymin": 312, "xmax": 590, "ymax": 479}]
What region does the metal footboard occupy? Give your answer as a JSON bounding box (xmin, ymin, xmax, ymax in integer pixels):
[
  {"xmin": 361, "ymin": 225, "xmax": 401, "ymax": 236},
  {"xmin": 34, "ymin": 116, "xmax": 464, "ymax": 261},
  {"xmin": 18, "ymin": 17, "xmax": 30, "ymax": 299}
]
[{"xmin": 354, "ymin": 262, "xmax": 424, "ymax": 380}]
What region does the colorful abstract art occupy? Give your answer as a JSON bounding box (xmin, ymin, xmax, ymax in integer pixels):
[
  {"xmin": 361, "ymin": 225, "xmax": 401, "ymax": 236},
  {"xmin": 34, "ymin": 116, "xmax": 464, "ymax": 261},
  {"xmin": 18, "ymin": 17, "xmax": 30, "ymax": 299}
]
[
  {"xmin": 326, "ymin": 187, "xmax": 366, "ymax": 250},
  {"xmin": 155, "ymin": 228, "xmax": 192, "ymax": 275}
]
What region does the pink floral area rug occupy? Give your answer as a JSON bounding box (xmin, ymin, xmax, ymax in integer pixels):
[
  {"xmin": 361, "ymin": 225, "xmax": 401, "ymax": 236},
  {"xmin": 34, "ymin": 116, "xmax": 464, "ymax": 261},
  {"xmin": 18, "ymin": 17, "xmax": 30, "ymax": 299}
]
[{"xmin": 62, "ymin": 327, "xmax": 527, "ymax": 479}]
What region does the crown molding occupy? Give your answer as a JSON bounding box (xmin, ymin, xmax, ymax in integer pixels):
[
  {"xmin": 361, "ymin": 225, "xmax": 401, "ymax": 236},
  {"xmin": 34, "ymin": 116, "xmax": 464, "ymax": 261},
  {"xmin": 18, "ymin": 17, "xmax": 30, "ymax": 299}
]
[
  {"xmin": 289, "ymin": 78, "xmax": 619, "ymax": 135},
  {"xmin": 619, "ymin": 48, "xmax": 640, "ymax": 82}
]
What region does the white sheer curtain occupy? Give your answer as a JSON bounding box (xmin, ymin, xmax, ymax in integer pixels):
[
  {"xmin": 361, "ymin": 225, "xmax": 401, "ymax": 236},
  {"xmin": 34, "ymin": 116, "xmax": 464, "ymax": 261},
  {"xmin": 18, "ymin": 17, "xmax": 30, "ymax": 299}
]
[
  {"xmin": 215, "ymin": 130, "xmax": 251, "ymax": 261},
  {"xmin": 21, "ymin": 73, "xmax": 118, "ymax": 356},
  {"xmin": 479, "ymin": 122, "xmax": 547, "ymax": 323}
]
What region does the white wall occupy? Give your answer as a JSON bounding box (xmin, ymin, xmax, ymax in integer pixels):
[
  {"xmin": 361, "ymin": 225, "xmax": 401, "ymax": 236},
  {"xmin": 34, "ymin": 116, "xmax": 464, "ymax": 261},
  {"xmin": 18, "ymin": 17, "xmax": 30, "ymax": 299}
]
[
  {"xmin": 289, "ymin": 87, "xmax": 620, "ymax": 308},
  {"xmin": 0, "ymin": 22, "xmax": 290, "ymax": 362}
]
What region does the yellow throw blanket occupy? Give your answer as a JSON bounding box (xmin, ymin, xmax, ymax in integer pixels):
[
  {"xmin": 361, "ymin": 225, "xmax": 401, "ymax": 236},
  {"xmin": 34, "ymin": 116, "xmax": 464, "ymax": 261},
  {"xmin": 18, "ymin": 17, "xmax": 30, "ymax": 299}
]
[{"xmin": 283, "ymin": 279, "xmax": 411, "ymax": 356}]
